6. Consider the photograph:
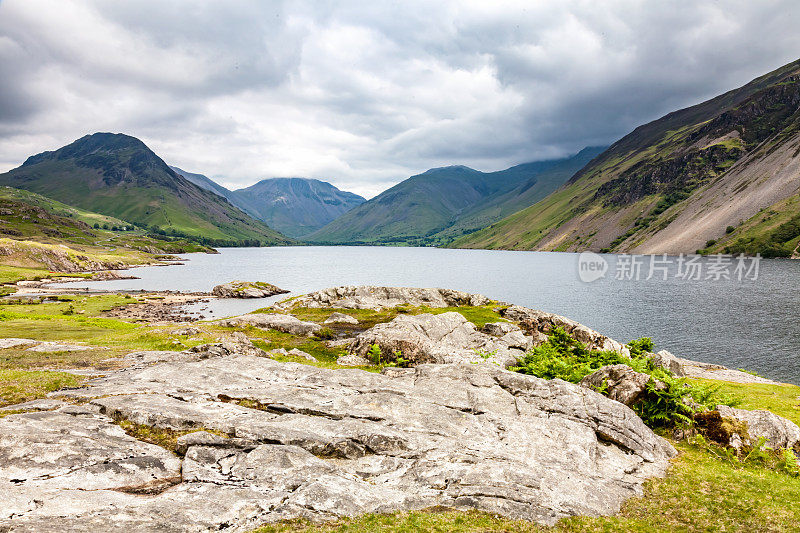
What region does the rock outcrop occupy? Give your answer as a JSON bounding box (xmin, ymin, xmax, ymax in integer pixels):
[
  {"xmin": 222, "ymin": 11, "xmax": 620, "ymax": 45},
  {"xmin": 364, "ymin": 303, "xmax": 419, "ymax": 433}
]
[
  {"xmin": 649, "ymin": 350, "xmax": 686, "ymax": 377},
  {"xmin": 500, "ymin": 305, "xmax": 629, "ymax": 355},
  {"xmin": 580, "ymin": 365, "xmax": 659, "ymax": 406},
  {"xmin": 0, "ymin": 356, "xmax": 676, "ymax": 530},
  {"xmin": 217, "ymin": 313, "xmax": 322, "ymax": 337},
  {"xmin": 212, "ymin": 281, "xmax": 289, "ymax": 299},
  {"xmin": 716, "ymin": 405, "xmax": 800, "ymax": 451},
  {"xmin": 280, "ymin": 286, "xmax": 492, "ymax": 310},
  {"xmin": 348, "ymin": 312, "xmax": 531, "ymax": 367}
]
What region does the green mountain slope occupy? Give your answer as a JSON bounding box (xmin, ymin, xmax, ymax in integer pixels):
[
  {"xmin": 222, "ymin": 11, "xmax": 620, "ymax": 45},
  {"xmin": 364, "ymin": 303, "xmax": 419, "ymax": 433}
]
[
  {"xmin": 454, "ymin": 58, "xmax": 800, "ymax": 256},
  {"xmin": 0, "ymin": 185, "xmax": 211, "ymax": 273},
  {"xmin": 306, "ymin": 148, "xmax": 603, "ymax": 245},
  {"xmin": 0, "ymin": 133, "xmax": 291, "ymax": 246},
  {"xmin": 170, "ymin": 168, "xmax": 366, "ymax": 238}
]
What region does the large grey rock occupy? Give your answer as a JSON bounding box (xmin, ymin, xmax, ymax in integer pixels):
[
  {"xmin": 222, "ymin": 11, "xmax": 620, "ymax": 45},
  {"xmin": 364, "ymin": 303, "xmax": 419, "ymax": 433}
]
[
  {"xmin": 580, "ymin": 365, "xmax": 656, "ymax": 406},
  {"xmin": 349, "ymin": 312, "xmax": 527, "ymax": 367},
  {"xmin": 218, "ymin": 313, "xmax": 322, "ymax": 337},
  {"xmin": 1, "ymin": 356, "xmax": 676, "ymax": 530},
  {"xmin": 281, "ymin": 286, "xmax": 492, "ymax": 310},
  {"xmin": 212, "ymin": 280, "xmax": 289, "ymax": 298},
  {"xmin": 649, "ymin": 350, "xmax": 686, "ymax": 377},
  {"xmin": 500, "ymin": 305, "xmax": 630, "ymax": 356},
  {"xmin": 717, "ymin": 405, "xmax": 800, "ymax": 450},
  {"xmin": 27, "ymin": 342, "xmax": 102, "ymax": 353}
]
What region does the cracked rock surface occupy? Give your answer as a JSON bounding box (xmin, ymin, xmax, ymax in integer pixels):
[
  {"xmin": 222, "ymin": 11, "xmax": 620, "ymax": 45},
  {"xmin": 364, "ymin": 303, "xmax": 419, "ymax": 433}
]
[{"xmin": 1, "ymin": 354, "xmax": 675, "ymax": 531}]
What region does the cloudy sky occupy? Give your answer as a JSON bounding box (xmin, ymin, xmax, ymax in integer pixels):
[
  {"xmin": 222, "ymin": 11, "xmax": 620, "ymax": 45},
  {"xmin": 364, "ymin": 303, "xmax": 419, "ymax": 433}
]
[{"xmin": 1, "ymin": 0, "xmax": 799, "ymax": 198}]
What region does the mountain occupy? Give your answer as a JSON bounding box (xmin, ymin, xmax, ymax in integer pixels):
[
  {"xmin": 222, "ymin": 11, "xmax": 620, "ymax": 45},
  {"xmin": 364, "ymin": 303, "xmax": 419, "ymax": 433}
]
[
  {"xmin": 0, "ymin": 133, "xmax": 291, "ymax": 246},
  {"xmin": 306, "ymin": 147, "xmax": 604, "ymax": 245},
  {"xmin": 170, "ymin": 168, "xmax": 366, "ymax": 238},
  {"xmin": 454, "ymin": 58, "xmax": 800, "ymax": 257}
]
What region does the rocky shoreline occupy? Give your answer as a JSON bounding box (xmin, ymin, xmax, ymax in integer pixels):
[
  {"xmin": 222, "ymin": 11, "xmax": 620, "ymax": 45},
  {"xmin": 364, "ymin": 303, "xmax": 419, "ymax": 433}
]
[{"xmin": 0, "ymin": 284, "xmax": 794, "ymax": 531}]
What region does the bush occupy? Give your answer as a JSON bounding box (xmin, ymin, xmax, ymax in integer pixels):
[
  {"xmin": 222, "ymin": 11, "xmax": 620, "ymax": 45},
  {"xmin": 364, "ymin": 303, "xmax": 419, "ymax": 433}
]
[
  {"xmin": 705, "ymin": 239, "xmax": 717, "ymax": 248},
  {"xmin": 726, "ymin": 225, "xmax": 735, "ymax": 234},
  {"xmin": 511, "ymin": 327, "xmax": 734, "ymax": 429}
]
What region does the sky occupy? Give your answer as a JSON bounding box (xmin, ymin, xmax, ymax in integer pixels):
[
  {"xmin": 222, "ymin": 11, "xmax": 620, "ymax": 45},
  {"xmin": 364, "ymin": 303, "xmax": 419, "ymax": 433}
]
[{"xmin": 1, "ymin": 1, "xmax": 799, "ymax": 199}]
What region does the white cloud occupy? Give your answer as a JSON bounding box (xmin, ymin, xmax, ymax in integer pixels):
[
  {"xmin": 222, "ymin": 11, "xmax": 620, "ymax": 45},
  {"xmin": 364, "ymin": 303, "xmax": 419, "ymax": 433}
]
[{"xmin": 1, "ymin": 0, "xmax": 799, "ymax": 198}]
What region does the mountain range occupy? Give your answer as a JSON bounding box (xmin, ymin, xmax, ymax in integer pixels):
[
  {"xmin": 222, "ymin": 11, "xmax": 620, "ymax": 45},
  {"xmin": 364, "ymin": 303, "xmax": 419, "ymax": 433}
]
[
  {"xmin": 454, "ymin": 58, "xmax": 800, "ymax": 257},
  {"xmin": 306, "ymin": 147, "xmax": 604, "ymax": 246},
  {"xmin": 171, "ymin": 168, "xmax": 365, "ymax": 238},
  {"xmin": 3, "ymin": 57, "xmax": 800, "ymax": 255}
]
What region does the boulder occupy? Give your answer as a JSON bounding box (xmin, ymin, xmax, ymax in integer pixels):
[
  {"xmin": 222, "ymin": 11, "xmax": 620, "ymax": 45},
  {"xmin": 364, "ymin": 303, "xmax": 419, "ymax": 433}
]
[
  {"xmin": 500, "ymin": 305, "xmax": 630, "ymax": 356},
  {"xmin": 649, "ymin": 350, "xmax": 686, "ymax": 377},
  {"xmin": 0, "ymin": 355, "xmax": 676, "ymax": 530},
  {"xmin": 350, "ymin": 312, "xmax": 533, "ymax": 368},
  {"xmin": 211, "ymin": 280, "xmax": 289, "ymax": 299},
  {"xmin": 716, "ymin": 405, "xmax": 800, "ymax": 450},
  {"xmin": 288, "ymin": 348, "xmax": 317, "ymax": 361},
  {"xmin": 171, "ymin": 327, "xmax": 201, "ymax": 336},
  {"xmin": 27, "ymin": 342, "xmax": 102, "ymax": 353},
  {"xmin": 481, "ymin": 321, "xmax": 520, "ymax": 337},
  {"xmin": 217, "ymin": 313, "xmax": 321, "ymax": 337},
  {"xmin": 580, "ymin": 365, "xmax": 657, "ymax": 406},
  {"xmin": 324, "ymin": 312, "xmax": 359, "ymax": 325},
  {"xmin": 281, "ymin": 286, "xmax": 491, "ymax": 310}
]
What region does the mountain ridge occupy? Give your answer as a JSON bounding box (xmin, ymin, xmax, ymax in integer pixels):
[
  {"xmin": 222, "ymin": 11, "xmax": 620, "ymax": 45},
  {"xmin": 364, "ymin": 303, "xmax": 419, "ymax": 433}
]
[
  {"xmin": 454, "ymin": 58, "xmax": 800, "ymax": 257},
  {"xmin": 306, "ymin": 147, "xmax": 605, "ymax": 246},
  {"xmin": 170, "ymin": 168, "xmax": 366, "ymax": 238},
  {"xmin": 0, "ymin": 133, "xmax": 291, "ymax": 246}
]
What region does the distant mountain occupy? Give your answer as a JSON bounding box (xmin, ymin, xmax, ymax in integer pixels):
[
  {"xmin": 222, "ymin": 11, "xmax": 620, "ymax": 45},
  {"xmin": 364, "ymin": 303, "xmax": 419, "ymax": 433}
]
[
  {"xmin": 454, "ymin": 58, "xmax": 800, "ymax": 256},
  {"xmin": 170, "ymin": 168, "xmax": 366, "ymax": 238},
  {"xmin": 305, "ymin": 147, "xmax": 605, "ymax": 245},
  {"xmin": 0, "ymin": 133, "xmax": 291, "ymax": 246}
]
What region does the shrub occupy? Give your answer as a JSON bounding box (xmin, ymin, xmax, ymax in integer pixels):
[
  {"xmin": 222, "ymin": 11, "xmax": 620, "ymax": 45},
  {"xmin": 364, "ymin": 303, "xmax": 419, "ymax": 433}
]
[
  {"xmin": 705, "ymin": 239, "xmax": 717, "ymax": 248},
  {"xmin": 512, "ymin": 327, "xmax": 734, "ymax": 429},
  {"xmin": 726, "ymin": 225, "xmax": 735, "ymax": 234}
]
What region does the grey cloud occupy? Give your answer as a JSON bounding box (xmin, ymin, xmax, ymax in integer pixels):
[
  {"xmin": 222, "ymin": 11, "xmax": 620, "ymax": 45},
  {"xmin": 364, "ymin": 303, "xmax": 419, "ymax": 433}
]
[{"xmin": 1, "ymin": 0, "xmax": 799, "ymax": 198}]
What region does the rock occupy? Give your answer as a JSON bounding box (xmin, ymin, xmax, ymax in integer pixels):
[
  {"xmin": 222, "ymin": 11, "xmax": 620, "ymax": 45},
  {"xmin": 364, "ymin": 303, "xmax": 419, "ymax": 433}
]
[
  {"xmin": 349, "ymin": 312, "xmax": 524, "ymax": 368},
  {"xmin": 324, "ymin": 312, "xmax": 359, "ymax": 325},
  {"xmin": 288, "ymin": 348, "xmax": 317, "ymax": 361},
  {"xmin": 220, "ymin": 332, "xmax": 267, "ymax": 357},
  {"xmin": 649, "ymin": 350, "xmax": 686, "ymax": 377},
  {"xmin": 679, "ymin": 358, "xmax": 782, "ymax": 385},
  {"xmin": 0, "ymin": 338, "xmax": 39, "ymax": 349},
  {"xmin": 217, "ymin": 313, "xmax": 322, "ymax": 337},
  {"xmin": 481, "ymin": 321, "xmax": 520, "ymax": 337},
  {"xmin": 281, "ymin": 286, "xmax": 491, "ymax": 310},
  {"xmin": 171, "ymin": 327, "xmax": 200, "ymax": 336},
  {"xmin": 211, "ymin": 280, "xmax": 289, "ymax": 299},
  {"xmin": 0, "ymin": 355, "xmax": 676, "ymax": 530},
  {"xmin": 268, "ymin": 348, "xmax": 289, "ymax": 357},
  {"xmin": 26, "ymin": 342, "xmax": 102, "ymax": 352},
  {"xmin": 580, "ymin": 365, "xmax": 658, "ymax": 406},
  {"xmin": 336, "ymin": 354, "xmax": 372, "ymax": 366},
  {"xmin": 716, "ymin": 405, "xmax": 800, "ymax": 450},
  {"xmin": 0, "ymin": 398, "xmax": 66, "ymax": 412},
  {"xmin": 500, "ymin": 305, "xmax": 630, "ymax": 356}
]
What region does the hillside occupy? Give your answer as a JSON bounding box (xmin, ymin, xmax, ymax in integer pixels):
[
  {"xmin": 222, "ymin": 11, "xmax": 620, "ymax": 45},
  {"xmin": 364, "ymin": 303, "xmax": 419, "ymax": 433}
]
[
  {"xmin": 454, "ymin": 58, "xmax": 800, "ymax": 256},
  {"xmin": 306, "ymin": 148, "xmax": 603, "ymax": 245},
  {"xmin": 0, "ymin": 133, "xmax": 292, "ymax": 246},
  {"xmin": 171, "ymin": 169, "xmax": 366, "ymax": 238},
  {"xmin": 0, "ymin": 186, "xmax": 211, "ymax": 275}
]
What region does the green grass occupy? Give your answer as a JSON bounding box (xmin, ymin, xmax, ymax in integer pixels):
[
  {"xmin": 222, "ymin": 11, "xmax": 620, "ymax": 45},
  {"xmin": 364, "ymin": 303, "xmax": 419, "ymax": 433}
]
[
  {"xmin": 691, "ymin": 379, "xmax": 800, "ymax": 426},
  {"xmin": 0, "ymin": 369, "xmax": 84, "ymax": 407}
]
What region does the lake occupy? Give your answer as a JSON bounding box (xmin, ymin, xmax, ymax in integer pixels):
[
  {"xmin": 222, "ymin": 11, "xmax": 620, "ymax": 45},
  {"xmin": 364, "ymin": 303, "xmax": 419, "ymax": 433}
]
[{"xmin": 56, "ymin": 246, "xmax": 800, "ymax": 385}]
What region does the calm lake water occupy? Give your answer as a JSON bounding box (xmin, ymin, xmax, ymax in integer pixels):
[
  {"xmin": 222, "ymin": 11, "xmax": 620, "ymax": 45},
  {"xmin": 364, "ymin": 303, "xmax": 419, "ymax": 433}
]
[{"xmin": 56, "ymin": 246, "xmax": 800, "ymax": 385}]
